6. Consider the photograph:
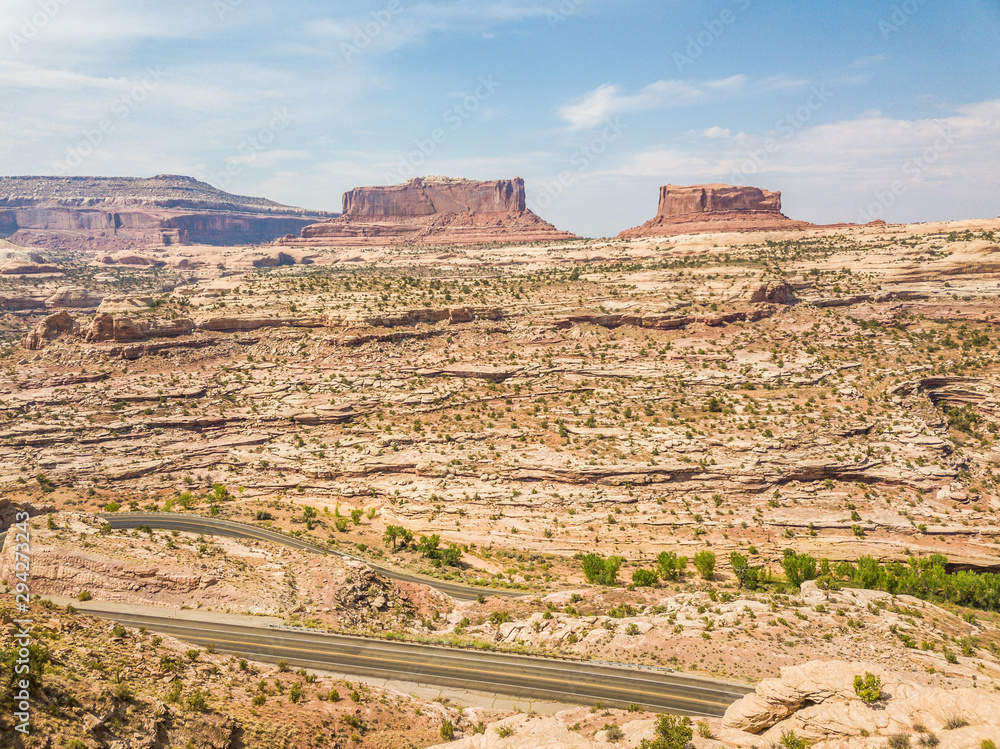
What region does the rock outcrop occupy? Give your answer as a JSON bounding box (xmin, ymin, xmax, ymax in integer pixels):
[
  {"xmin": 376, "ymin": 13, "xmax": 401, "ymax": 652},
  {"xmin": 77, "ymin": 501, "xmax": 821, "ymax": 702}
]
[
  {"xmin": 0, "ymin": 174, "xmax": 335, "ymax": 252},
  {"xmin": 45, "ymin": 286, "xmax": 103, "ymax": 308},
  {"xmin": 721, "ymin": 661, "xmax": 1000, "ymax": 746},
  {"xmin": 22, "ymin": 311, "xmax": 79, "ymax": 349},
  {"xmin": 85, "ymin": 312, "xmax": 195, "ymax": 342},
  {"xmin": 284, "ymin": 176, "xmax": 578, "ymax": 247},
  {"xmin": 21, "ymin": 310, "xmax": 195, "ymax": 349},
  {"xmin": 619, "ymin": 183, "xmax": 813, "ymax": 237},
  {"xmin": 749, "ymin": 280, "xmax": 798, "ymax": 305}
]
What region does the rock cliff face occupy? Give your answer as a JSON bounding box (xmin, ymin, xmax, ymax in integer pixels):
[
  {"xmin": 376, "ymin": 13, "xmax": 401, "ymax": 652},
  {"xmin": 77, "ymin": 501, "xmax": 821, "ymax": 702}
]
[
  {"xmin": 619, "ymin": 183, "xmax": 812, "ymax": 237},
  {"xmin": 285, "ymin": 176, "xmax": 577, "ymax": 247},
  {"xmin": 342, "ymin": 176, "xmax": 525, "ymax": 217},
  {"xmin": 0, "ymin": 175, "xmax": 335, "ymax": 252}
]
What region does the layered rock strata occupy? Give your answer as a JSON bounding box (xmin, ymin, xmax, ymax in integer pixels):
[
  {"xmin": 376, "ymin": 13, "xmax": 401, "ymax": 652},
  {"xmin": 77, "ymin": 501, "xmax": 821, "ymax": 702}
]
[
  {"xmin": 619, "ymin": 183, "xmax": 812, "ymax": 237},
  {"xmin": 0, "ymin": 175, "xmax": 335, "ymax": 252},
  {"xmin": 285, "ymin": 176, "xmax": 578, "ymax": 246}
]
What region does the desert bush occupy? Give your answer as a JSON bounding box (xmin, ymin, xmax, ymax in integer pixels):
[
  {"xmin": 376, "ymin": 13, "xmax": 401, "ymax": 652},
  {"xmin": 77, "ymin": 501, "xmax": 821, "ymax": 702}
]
[
  {"xmin": 887, "ymin": 734, "xmax": 911, "ymax": 749},
  {"xmin": 693, "ymin": 551, "xmax": 716, "ymax": 580},
  {"xmin": 440, "ymin": 719, "xmax": 455, "ymax": 740},
  {"xmin": 640, "ymin": 713, "xmax": 692, "ymax": 749},
  {"xmin": 581, "ymin": 553, "xmax": 624, "ymax": 586},
  {"xmin": 632, "ymin": 568, "xmax": 658, "ymax": 587},
  {"xmin": 656, "ymin": 551, "xmax": 687, "ymax": 580},
  {"xmin": 853, "ymin": 672, "xmax": 883, "ymax": 703}
]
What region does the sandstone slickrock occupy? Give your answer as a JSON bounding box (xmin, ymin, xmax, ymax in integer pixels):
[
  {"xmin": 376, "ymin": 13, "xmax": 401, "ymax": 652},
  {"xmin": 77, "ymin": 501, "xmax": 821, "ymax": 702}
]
[
  {"xmin": 619, "ymin": 183, "xmax": 814, "ymax": 237},
  {"xmin": 45, "ymin": 286, "xmax": 103, "ymax": 308},
  {"xmin": 0, "ymin": 174, "xmax": 335, "ymax": 252},
  {"xmin": 285, "ymin": 176, "xmax": 578, "ymax": 246},
  {"xmin": 722, "ymin": 660, "xmax": 1000, "ymax": 746}
]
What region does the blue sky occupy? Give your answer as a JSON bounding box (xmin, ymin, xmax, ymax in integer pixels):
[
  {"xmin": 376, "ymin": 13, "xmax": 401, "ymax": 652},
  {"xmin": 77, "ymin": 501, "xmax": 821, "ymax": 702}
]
[{"xmin": 1, "ymin": 0, "xmax": 998, "ymax": 237}]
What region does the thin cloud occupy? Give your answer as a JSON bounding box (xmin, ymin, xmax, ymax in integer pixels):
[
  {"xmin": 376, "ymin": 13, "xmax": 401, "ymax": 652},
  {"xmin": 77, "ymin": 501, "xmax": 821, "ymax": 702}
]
[{"xmin": 559, "ymin": 80, "xmax": 708, "ymax": 130}]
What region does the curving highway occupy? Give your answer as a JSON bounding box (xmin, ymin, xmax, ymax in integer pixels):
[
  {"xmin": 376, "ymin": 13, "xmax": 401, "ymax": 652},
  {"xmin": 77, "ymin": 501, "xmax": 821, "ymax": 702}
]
[
  {"xmin": 78, "ymin": 603, "xmax": 752, "ymax": 716},
  {"xmin": 99, "ymin": 512, "xmax": 524, "ymax": 602}
]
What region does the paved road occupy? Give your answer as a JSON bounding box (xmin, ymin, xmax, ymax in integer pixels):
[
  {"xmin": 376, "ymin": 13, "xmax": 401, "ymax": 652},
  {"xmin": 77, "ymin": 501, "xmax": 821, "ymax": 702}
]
[
  {"xmin": 99, "ymin": 512, "xmax": 523, "ymax": 602},
  {"xmin": 82, "ymin": 604, "xmax": 752, "ymax": 717}
]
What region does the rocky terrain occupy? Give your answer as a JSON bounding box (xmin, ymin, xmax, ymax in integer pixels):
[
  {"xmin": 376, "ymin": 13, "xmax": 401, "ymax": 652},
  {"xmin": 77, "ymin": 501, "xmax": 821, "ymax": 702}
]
[
  {"xmin": 284, "ymin": 177, "xmax": 578, "ymax": 246},
  {"xmin": 620, "ymin": 184, "xmax": 818, "ymax": 237},
  {"xmin": 0, "ymin": 175, "xmax": 335, "ymax": 253},
  {"xmin": 2, "ymin": 215, "xmax": 1000, "ymax": 746},
  {"xmin": 429, "ymin": 661, "xmax": 999, "ymax": 748}
]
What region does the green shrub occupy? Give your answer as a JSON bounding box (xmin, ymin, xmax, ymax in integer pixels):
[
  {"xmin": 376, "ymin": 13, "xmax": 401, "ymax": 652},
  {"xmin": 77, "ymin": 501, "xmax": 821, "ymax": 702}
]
[
  {"xmin": 693, "ymin": 551, "xmax": 716, "ymax": 580},
  {"xmin": 782, "ymin": 549, "xmax": 818, "ymax": 588},
  {"xmin": 853, "ymin": 672, "xmax": 883, "ymax": 703},
  {"xmin": 77, "ymin": 590, "xmax": 92, "ymax": 601},
  {"xmin": 605, "ymin": 724, "xmax": 625, "ymax": 741},
  {"xmin": 581, "ymin": 553, "xmax": 624, "ymax": 586},
  {"xmin": 640, "ymin": 713, "xmax": 692, "ymax": 749},
  {"xmin": 632, "ymin": 568, "xmax": 659, "ymax": 587},
  {"xmin": 729, "ymin": 552, "xmax": 760, "ymax": 589},
  {"xmin": 186, "ymin": 690, "xmax": 208, "ymax": 711},
  {"xmin": 656, "ymin": 551, "xmax": 687, "ymax": 580},
  {"xmin": 887, "ymin": 735, "xmax": 911, "ymax": 749},
  {"xmin": 779, "ymin": 731, "xmax": 810, "ymax": 749},
  {"xmin": 496, "ymin": 724, "xmax": 516, "ymax": 738},
  {"xmin": 440, "ymin": 719, "xmax": 455, "ymax": 741}
]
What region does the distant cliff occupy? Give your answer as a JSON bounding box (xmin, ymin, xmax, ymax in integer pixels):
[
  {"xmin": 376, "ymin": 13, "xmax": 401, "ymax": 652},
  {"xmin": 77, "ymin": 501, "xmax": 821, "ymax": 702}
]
[
  {"xmin": 0, "ymin": 175, "xmax": 336, "ymax": 252},
  {"xmin": 619, "ymin": 183, "xmax": 811, "ymax": 238}
]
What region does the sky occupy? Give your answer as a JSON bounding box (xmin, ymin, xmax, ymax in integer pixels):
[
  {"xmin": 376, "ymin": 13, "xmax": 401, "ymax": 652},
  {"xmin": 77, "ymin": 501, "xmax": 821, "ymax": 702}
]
[{"xmin": 1, "ymin": 0, "xmax": 998, "ymax": 237}]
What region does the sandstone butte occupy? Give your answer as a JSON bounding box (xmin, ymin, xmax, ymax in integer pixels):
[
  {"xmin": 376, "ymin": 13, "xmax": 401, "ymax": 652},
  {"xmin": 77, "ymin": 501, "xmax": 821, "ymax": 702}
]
[
  {"xmin": 618, "ymin": 183, "xmax": 821, "ymax": 238},
  {"xmin": 0, "ymin": 174, "xmax": 335, "ymax": 253},
  {"xmin": 281, "ymin": 176, "xmax": 579, "ymax": 247}
]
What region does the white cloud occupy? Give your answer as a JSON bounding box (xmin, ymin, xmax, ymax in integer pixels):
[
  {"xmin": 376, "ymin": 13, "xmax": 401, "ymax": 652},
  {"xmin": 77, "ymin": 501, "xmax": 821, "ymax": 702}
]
[
  {"xmin": 608, "ymin": 99, "xmax": 1000, "ymax": 225},
  {"xmin": 559, "ymin": 80, "xmax": 707, "ymax": 130},
  {"xmin": 0, "ymin": 61, "xmax": 123, "ymax": 90}
]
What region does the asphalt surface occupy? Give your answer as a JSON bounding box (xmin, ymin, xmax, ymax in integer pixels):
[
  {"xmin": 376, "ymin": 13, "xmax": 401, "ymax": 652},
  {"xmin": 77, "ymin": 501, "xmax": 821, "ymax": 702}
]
[
  {"xmin": 82, "ymin": 604, "xmax": 752, "ymax": 716},
  {"xmin": 99, "ymin": 512, "xmax": 523, "ymax": 602}
]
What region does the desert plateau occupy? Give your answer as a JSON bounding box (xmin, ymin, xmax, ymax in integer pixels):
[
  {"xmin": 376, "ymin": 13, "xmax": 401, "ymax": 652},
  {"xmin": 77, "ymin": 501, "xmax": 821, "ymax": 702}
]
[{"xmin": 2, "ymin": 2, "xmax": 999, "ymax": 748}]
